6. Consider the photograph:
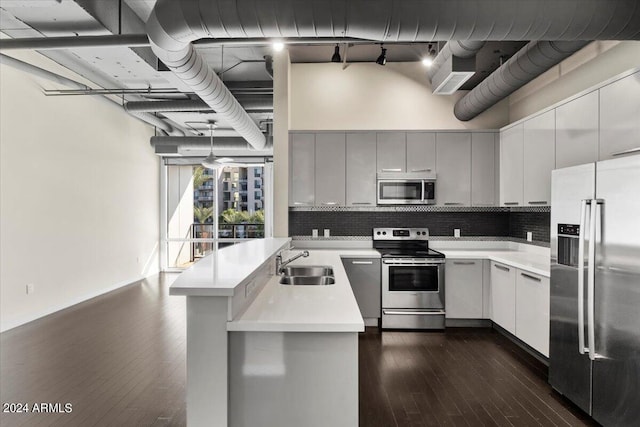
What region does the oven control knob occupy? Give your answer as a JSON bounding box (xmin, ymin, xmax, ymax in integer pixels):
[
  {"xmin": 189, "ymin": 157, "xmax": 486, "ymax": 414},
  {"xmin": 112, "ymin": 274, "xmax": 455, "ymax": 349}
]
[
  {"xmin": 376, "ymin": 231, "xmax": 381, "ymax": 235},
  {"xmin": 382, "ymin": 231, "xmax": 387, "ymax": 235},
  {"xmin": 422, "ymin": 231, "xmax": 427, "ymax": 235}
]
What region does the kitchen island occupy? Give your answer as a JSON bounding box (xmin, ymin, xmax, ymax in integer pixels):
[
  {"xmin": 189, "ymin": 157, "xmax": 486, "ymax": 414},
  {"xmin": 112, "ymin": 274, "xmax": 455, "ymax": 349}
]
[{"xmin": 170, "ymin": 238, "xmax": 365, "ymax": 427}]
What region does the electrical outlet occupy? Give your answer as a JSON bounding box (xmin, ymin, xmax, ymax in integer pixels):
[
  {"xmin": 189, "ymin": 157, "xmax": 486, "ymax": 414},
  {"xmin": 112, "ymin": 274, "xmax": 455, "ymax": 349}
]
[
  {"xmin": 312, "ymin": 229, "xmax": 318, "ymax": 238},
  {"xmin": 324, "ymin": 229, "xmax": 330, "ymax": 237},
  {"xmin": 26, "ymin": 283, "xmax": 35, "ymax": 295},
  {"xmin": 527, "ymin": 231, "xmax": 533, "ymax": 242},
  {"xmin": 454, "ymin": 229, "xmax": 461, "ymax": 238}
]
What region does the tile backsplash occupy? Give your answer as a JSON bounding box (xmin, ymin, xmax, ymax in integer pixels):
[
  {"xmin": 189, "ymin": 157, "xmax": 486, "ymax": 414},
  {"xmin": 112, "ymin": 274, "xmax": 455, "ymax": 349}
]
[{"xmin": 289, "ymin": 210, "xmax": 550, "ymax": 242}]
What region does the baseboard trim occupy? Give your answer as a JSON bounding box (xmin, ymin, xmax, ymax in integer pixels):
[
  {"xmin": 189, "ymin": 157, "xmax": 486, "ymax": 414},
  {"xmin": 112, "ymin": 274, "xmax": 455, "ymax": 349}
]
[
  {"xmin": 445, "ymin": 318, "xmax": 492, "ymax": 327},
  {"xmin": 492, "ymin": 323, "xmax": 549, "ymax": 366},
  {"xmin": 0, "ymin": 274, "xmax": 153, "ymax": 333}
]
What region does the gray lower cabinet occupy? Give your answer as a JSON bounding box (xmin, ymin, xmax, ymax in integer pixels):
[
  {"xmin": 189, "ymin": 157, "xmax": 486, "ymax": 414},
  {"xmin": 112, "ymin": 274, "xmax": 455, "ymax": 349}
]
[
  {"xmin": 406, "ymin": 132, "xmax": 436, "ymax": 173},
  {"xmin": 346, "ymin": 132, "xmax": 377, "ymax": 207},
  {"xmin": 315, "ymin": 133, "xmax": 346, "ymax": 206},
  {"xmin": 376, "ymin": 132, "xmax": 406, "ymax": 173},
  {"xmin": 500, "ymin": 124, "xmax": 524, "ymax": 206},
  {"xmin": 471, "ymin": 132, "xmax": 497, "ymax": 206},
  {"xmin": 341, "ymin": 258, "xmax": 381, "ymax": 319},
  {"xmin": 436, "ymin": 132, "xmax": 472, "ymax": 206},
  {"xmin": 599, "ymin": 71, "xmax": 640, "ymax": 160},
  {"xmin": 490, "ymin": 261, "xmax": 516, "ymax": 334},
  {"xmin": 289, "ymin": 133, "xmax": 315, "ymax": 207},
  {"xmin": 445, "ymin": 259, "xmax": 483, "ymax": 319},
  {"xmin": 523, "ymin": 110, "xmax": 555, "ymax": 206},
  {"xmin": 555, "ymin": 91, "xmax": 599, "ymax": 168}
]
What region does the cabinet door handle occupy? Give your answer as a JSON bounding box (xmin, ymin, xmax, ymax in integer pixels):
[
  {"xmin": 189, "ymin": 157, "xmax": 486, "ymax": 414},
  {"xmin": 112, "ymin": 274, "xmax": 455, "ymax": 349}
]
[
  {"xmin": 411, "ymin": 168, "xmax": 432, "ymax": 172},
  {"xmin": 293, "ymin": 202, "xmax": 309, "ymax": 205},
  {"xmin": 494, "ymin": 264, "xmax": 510, "ymax": 272},
  {"xmin": 351, "ymin": 261, "xmax": 373, "ymax": 265},
  {"xmin": 528, "ymin": 201, "xmax": 548, "ymax": 205},
  {"xmin": 612, "ymin": 147, "xmax": 640, "ymax": 157},
  {"xmin": 520, "ymin": 272, "xmax": 542, "ymax": 282},
  {"xmin": 453, "ymin": 261, "xmax": 476, "ymax": 265},
  {"xmin": 321, "ymin": 202, "xmax": 337, "ymax": 205},
  {"xmin": 504, "ymin": 202, "xmax": 519, "ymax": 206},
  {"xmin": 381, "ymin": 168, "xmax": 402, "ymax": 172},
  {"xmin": 444, "ymin": 202, "xmax": 464, "ymax": 206},
  {"xmin": 352, "ymin": 202, "xmax": 372, "ymax": 205}
]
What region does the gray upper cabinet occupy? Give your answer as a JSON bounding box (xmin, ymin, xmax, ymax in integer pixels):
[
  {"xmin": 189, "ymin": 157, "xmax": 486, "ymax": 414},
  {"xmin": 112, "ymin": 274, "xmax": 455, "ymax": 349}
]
[
  {"xmin": 376, "ymin": 132, "xmax": 406, "ymax": 173},
  {"xmin": 406, "ymin": 132, "xmax": 436, "ymax": 173},
  {"xmin": 523, "ymin": 110, "xmax": 555, "ymax": 206},
  {"xmin": 599, "ymin": 71, "xmax": 640, "ymax": 160},
  {"xmin": 436, "ymin": 132, "xmax": 471, "ymax": 206},
  {"xmin": 289, "ymin": 133, "xmax": 315, "ymax": 206},
  {"xmin": 500, "ymin": 124, "xmax": 524, "ymax": 206},
  {"xmin": 471, "ymin": 132, "xmax": 497, "ymax": 206},
  {"xmin": 315, "ymin": 133, "xmax": 346, "ymax": 206},
  {"xmin": 555, "ymin": 91, "xmax": 599, "ymax": 168},
  {"xmin": 346, "ymin": 133, "xmax": 377, "ymax": 207}
]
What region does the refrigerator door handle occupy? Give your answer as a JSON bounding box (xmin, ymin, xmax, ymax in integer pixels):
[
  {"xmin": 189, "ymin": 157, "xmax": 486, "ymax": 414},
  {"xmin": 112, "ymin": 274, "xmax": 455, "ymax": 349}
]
[
  {"xmin": 587, "ymin": 199, "xmax": 603, "ymax": 361},
  {"xmin": 578, "ymin": 199, "xmax": 590, "ymax": 354}
]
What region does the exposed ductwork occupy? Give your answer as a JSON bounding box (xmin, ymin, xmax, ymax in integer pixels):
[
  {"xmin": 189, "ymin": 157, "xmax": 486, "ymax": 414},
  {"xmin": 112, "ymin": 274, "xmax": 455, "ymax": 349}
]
[
  {"xmin": 124, "ymin": 97, "xmax": 273, "ymax": 114},
  {"xmin": 146, "ymin": 0, "xmax": 639, "ymax": 139},
  {"xmin": 454, "ymin": 40, "xmax": 590, "ymax": 121},
  {"xmin": 150, "ymin": 135, "xmax": 273, "ymax": 156},
  {"xmin": 427, "ymin": 41, "xmax": 485, "ymax": 80},
  {"xmin": 0, "ymin": 54, "xmax": 186, "ymax": 136}
]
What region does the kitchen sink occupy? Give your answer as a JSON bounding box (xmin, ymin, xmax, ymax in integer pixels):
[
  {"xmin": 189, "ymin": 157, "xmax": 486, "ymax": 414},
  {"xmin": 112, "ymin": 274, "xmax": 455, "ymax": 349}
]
[
  {"xmin": 281, "ymin": 265, "xmax": 334, "ymax": 277},
  {"xmin": 279, "ymin": 275, "xmax": 335, "ymax": 286}
]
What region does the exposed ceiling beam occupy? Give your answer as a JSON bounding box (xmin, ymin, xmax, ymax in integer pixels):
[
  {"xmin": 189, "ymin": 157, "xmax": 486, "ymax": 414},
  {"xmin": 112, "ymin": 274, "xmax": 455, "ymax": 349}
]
[{"xmin": 0, "ymin": 34, "xmax": 150, "ymax": 51}]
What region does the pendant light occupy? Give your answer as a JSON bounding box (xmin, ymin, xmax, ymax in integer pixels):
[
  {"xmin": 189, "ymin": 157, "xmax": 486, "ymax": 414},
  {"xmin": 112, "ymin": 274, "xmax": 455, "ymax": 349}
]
[
  {"xmin": 331, "ymin": 44, "xmax": 341, "ymax": 63},
  {"xmin": 202, "ymin": 122, "xmax": 233, "ymax": 169}
]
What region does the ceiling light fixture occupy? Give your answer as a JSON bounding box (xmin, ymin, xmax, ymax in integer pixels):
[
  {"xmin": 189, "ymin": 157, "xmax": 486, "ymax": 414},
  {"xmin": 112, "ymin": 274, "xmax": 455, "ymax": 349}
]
[
  {"xmin": 272, "ymin": 41, "xmax": 285, "ymax": 52},
  {"xmin": 202, "ymin": 122, "xmax": 233, "ymax": 169},
  {"xmin": 375, "ymin": 44, "xmax": 387, "ymax": 66},
  {"xmin": 422, "ymin": 43, "xmax": 437, "ymax": 67},
  {"xmin": 331, "ymin": 44, "xmax": 342, "ymax": 63}
]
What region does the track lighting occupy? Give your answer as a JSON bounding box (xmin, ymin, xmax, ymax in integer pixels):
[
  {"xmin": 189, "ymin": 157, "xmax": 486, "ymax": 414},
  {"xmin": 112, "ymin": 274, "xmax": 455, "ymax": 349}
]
[
  {"xmin": 331, "ymin": 44, "xmax": 341, "ymax": 63},
  {"xmin": 422, "ymin": 43, "xmax": 437, "ymax": 67},
  {"xmin": 272, "ymin": 41, "xmax": 285, "ymax": 52},
  {"xmin": 375, "ymin": 45, "xmax": 387, "ymax": 66}
]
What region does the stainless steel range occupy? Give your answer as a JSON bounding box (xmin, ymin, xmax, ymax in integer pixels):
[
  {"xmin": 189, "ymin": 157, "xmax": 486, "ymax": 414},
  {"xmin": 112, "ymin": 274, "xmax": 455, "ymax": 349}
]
[{"xmin": 373, "ymin": 228, "xmax": 446, "ymax": 330}]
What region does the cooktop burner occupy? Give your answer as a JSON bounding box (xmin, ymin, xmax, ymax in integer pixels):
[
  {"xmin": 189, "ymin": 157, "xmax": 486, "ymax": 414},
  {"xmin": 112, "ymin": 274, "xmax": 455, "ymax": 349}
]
[
  {"xmin": 372, "ymin": 227, "xmax": 445, "ymax": 259},
  {"xmin": 378, "ymin": 248, "xmax": 445, "ymax": 259}
]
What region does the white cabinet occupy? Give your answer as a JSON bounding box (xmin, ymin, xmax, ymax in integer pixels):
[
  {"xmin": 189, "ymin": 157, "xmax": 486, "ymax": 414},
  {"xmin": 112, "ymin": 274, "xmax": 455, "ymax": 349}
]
[
  {"xmin": 445, "ymin": 259, "xmax": 483, "ymax": 319},
  {"xmin": 346, "ymin": 132, "xmax": 377, "ymax": 207},
  {"xmin": 376, "ymin": 132, "xmax": 406, "ymax": 173},
  {"xmin": 499, "ymin": 124, "xmax": 524, "ymax": 206},
  {"xmin": 406, "ymin": 132, "xmax": 436, "ymax": 173},
  {"xmin": 490, "ymin": 261, "xmax": 516, "ymax": 334},
  {"xmin": 599, "ymin": 71, "xmax": 640, "ymax": 160},
  {"xmin": 523, "ymin": 110, "xmax": 555, "ymax": 206},
  {"xmin": 515, "ymin": 270, "xmax": 550, "ymax": 357},
  {"xmin": 436, "ymin": 132, "xmax": 471, "ymax": 206},
  {"xmin": 471, "ymin": 132, "xmax": 497, "ymax": 206},
  {"xmin": 555, "ymin": 91, "xmax": 599, "ymax": 168},
  {"xmin": 315, "ymin": 133, "xmax": 346, "ymax": 206},
  {"xmin": 289, "ymin": 133, "xmax": 315, "ymax": 206}
]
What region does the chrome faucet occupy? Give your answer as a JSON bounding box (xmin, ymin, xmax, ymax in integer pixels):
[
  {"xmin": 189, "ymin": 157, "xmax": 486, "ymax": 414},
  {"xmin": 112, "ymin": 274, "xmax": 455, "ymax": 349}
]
[{"xmin": 276, "ymin": 250, "xmax": 309, "ymax": 274}]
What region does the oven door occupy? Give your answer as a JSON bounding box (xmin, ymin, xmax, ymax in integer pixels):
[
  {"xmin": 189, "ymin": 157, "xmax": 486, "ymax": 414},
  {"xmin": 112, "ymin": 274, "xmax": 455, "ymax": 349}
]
[
  {"xmin": 377, "ymin": 179, "xmax": 424, "ymax": 205},
  {"xmin": 382, "ymin": 259, "xmax": 445, "ymax": 309}
]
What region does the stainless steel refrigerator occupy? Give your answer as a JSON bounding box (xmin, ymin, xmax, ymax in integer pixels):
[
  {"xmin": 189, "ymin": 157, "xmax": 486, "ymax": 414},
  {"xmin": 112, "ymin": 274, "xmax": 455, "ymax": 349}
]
[{"xmin": 550, "ymin": 155, "xmax": 640, "ymax": 426}]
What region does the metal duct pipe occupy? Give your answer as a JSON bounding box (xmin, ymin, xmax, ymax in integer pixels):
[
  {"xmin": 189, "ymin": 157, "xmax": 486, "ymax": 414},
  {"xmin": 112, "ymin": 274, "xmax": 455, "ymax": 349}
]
[
  {"xmin": 454, "ymin": 40, "xmax": 590, "ymax": 121},
  {"xmin": 0, "ymin": 53, "xmax": 186, "ymax": 136},
  {"xmin": 427, "ymin": 41, "xmax": 485, "ymax": 80},
  {"xmin": 124, "ymin": 97, "xmax": 273, "ymax": 113},
  {"xmin": 0, "ymin": 35, "xmax": 150, "ymax": 51}
]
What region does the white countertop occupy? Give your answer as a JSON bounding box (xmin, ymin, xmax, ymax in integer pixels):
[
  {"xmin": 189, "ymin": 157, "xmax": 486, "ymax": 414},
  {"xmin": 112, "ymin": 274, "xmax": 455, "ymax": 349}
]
[
  {"xmin": 227, "ymin": 250, "xmax": 366, "ymax": 333},
  {"xmin": 169, "ymin": 238, "xmax": 291, "ymax": 296}
]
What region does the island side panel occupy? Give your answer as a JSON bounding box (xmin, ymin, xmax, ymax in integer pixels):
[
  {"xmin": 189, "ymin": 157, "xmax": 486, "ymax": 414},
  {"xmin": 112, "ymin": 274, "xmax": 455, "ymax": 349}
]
[
  {"xmin": 187, "ymin": 296, "xmax": 230, "ymax": 427},
  {"xmin": 229, "ymin": 331, "xmax": 359, "ymax": 427}
]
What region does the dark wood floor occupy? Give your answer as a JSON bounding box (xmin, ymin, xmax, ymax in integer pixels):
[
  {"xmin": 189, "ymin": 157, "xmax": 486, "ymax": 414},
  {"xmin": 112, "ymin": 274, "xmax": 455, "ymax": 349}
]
[{"xmin": 1, "ymin": 273, "xmax": 597, "ymax": 427}]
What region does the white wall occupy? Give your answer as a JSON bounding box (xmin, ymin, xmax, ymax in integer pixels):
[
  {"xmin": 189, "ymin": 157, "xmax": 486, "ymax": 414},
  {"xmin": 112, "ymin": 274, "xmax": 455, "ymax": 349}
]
[
  {"xmin": 0, "ymin": 51, "xmax": 160, "ymax": 332},
  {"xmin": 273, "ymin": 50, "xmax": 291, "ymax": 237},
  {"xmin": 290, "ymin": 62, "xmax": 509, "ymax": 131},
  {"xmin": 509, "ymin": 41, "xmax": 640, "ymax": 122}
]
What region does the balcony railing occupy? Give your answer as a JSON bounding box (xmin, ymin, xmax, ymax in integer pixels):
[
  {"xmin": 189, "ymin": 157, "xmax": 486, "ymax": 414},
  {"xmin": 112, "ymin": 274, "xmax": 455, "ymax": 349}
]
[{"xmin": 190, "ymin": 223, "xmax": 265, "ymax": 261}]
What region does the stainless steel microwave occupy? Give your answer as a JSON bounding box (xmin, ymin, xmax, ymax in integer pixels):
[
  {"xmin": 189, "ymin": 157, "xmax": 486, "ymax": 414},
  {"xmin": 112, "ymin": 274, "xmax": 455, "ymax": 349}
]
[{"xmin": 376, "ymin": 172, "xmax": 436, "ymax": 205}]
